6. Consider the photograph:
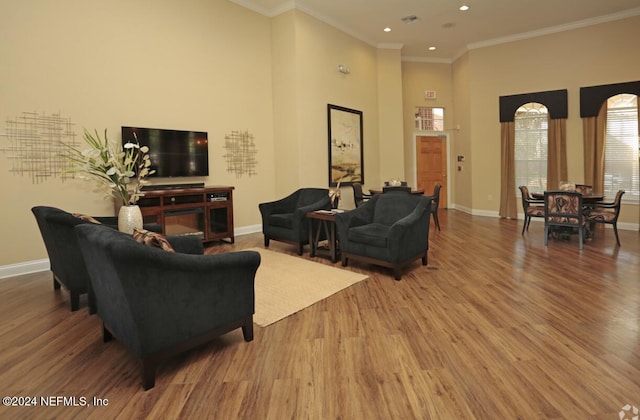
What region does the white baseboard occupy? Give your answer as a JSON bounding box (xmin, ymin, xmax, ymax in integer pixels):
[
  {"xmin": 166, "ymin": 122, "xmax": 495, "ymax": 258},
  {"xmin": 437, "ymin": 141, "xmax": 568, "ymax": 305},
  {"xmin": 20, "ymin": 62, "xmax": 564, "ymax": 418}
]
[
  {"xmin": 449, "ymin": 204, "xmax": 500, "ymax": 218},
  {"xmin": 0, "ymin": 259, "xmax": 49, "ymax": 279},
  {"xmin": 235, "ymin": 224, "xmax": 262, "ymax": 236}
]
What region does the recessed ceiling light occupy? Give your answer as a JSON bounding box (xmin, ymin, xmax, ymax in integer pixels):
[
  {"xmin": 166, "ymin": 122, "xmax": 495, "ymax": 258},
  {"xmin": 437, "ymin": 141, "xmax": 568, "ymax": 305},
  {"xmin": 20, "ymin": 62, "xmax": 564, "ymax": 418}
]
[
  {"xmin": 384, "ymin": 27, "xmax": 391, "ymax": 32},
  {"xmin": 459, "ymin": 5, "xmax": 469, "ymax": 11},
  {"xmin": 428, "ymin": 46, "xmax": 436, "ymax": 51}
]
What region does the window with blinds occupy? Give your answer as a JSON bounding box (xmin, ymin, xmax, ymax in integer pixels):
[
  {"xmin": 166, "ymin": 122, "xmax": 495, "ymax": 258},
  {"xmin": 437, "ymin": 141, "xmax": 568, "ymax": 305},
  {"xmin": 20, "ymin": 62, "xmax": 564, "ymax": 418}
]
[
  {"xmin": 415, "ymin": 107, "xmax": 444, "ymax": 131},
  {"xmin": 515, "ymin": 102, "xmax": 548, "ymax": 193},
  {"xmin": 605, "ymin": 94, "xmax": 639, "ymax": 203}
]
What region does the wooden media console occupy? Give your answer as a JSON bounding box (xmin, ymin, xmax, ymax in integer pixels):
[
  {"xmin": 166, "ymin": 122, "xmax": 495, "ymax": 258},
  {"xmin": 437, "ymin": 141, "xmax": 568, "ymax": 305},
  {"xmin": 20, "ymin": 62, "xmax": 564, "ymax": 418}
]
[{"xmin": 135, "ymin": 185, "xmax": 235, "ymax": 243}]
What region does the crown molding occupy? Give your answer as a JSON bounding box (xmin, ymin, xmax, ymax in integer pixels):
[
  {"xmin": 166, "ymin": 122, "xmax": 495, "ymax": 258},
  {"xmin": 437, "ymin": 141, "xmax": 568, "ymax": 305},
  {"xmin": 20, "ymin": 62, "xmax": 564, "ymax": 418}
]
[
  {"xmin": 468, "ymin": 6, "xmax": 640, "ymax": 51},
  {"xmin": 231, "ymin": 2, "xmax": 640, "ymax": 61},
  {"xmin": 401, "ymin": 56, "xmax": 452, "ymax": 64}
]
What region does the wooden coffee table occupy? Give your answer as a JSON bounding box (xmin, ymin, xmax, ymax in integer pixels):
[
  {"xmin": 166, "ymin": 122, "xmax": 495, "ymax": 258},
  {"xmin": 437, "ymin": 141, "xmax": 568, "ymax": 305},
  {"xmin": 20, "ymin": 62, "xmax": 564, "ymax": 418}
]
[{"xmin": 306, "ymin": 209, "xmax": 345, "ymax": 262}]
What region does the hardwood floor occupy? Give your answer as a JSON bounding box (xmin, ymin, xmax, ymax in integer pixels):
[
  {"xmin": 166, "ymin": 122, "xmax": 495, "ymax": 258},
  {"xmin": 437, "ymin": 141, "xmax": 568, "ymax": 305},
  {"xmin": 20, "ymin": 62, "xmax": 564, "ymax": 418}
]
[{"xmin": 1, "ymin": 210, "xmax": 639, "ymax": 419}]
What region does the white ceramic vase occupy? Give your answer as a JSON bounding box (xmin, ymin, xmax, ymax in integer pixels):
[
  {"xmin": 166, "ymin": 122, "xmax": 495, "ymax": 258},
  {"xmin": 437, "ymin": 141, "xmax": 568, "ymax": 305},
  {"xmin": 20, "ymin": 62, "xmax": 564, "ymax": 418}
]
[{"xmin": 118, "ymin": 205, "xmax": 143, "ymax": 234}]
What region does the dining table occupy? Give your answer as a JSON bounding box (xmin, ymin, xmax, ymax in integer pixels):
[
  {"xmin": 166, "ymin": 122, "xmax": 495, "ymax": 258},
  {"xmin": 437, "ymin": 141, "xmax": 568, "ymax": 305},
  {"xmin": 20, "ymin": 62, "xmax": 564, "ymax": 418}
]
[
  {"xmin": 531, "ymin": 192, "xmax": 604, "ymax": 203},
  {"xmin": 369, "ymin": 188, "xmax": 425, "ymax": 195}
]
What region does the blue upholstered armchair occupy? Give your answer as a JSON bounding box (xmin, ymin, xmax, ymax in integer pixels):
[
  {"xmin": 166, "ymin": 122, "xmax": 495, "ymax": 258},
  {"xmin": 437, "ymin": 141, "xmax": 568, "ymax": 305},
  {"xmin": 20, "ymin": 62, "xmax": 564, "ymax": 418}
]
[
  {"xmin": 31, "ymin": 206, "xmax": 162, "ymax": 313},
  {"xmin": 335, "ymin": 193, "xmax": 433, "ymax": 280},
  {"xmin": 75, "ymin": 223, "xmax": 260, "ymax": 390},
  {"xmin": 259, "ymin": 188, "xmax": 331, "ymax": 255}
]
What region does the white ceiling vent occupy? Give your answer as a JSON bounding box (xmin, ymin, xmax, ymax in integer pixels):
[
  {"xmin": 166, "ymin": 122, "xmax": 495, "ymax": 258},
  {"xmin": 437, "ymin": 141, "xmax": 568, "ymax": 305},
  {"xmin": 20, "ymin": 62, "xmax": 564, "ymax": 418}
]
[{"xmin": 401, "ymin": 15, "xmax": 420, "ymax": 24}]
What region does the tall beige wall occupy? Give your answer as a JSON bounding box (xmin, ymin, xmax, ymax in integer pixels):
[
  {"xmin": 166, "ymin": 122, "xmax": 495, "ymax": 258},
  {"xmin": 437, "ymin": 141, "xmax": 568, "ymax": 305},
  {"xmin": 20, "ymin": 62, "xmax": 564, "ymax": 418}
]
[
  {"xmin": 451, "ymin": 54, "xmax": 472, "ymax": 211},
  {"xmin": 401, "ymin": 61, "xmax": 455, "ymax": 198},
  {"xmin": 270, "ymin": 11, "xmax": 381, "ymax": 202},
  {"xmin": 271, "ymin": 11, "xmax": 300, "ymax": 196},
  {"xmin": 0, "ymin": 0, "xmax": 275, "ymax": 265},
  {"xmin": 463, "ymin": 15, "xmax": 640, "ymax": 225},
  {"xmin": 377, "ymin": 48, "xmax": 404, "ymax": 184}
]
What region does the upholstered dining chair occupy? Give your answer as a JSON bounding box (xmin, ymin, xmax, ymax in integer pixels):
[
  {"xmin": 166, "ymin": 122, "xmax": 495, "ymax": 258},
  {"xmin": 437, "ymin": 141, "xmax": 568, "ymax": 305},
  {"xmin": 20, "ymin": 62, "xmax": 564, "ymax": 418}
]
[
  {"xmin": 351, "ymin": 183, "xmax": 372, "ymax": 208},
  {"xmin": 430, "ymin": 183, "xmax": 442, "ymax": 231},
  {"xmin": 543, "ymin": 191, "xmax": 587, "ymax": 250},
  {"xmin": 574, "ymin": 184, "xmax": 594, "ymax": 195},
  {"xmin": 584, "ymin": 190, "xmax": 625, "ymax": 246},
  {"xmin": 518, "ymin": 185, "xmax": 545, "ymax": 234}
]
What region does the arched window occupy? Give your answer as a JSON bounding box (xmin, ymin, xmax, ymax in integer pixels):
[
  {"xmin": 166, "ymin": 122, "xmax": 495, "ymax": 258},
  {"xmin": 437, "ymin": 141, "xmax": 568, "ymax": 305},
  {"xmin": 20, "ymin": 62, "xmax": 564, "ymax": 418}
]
[
  {"xmin": 515, "ymin": 102, "xmax": 548, "ymax": 192},
  {"xmin": 605, "ymin": 94, "xmax": 639, "ymax": 203}
]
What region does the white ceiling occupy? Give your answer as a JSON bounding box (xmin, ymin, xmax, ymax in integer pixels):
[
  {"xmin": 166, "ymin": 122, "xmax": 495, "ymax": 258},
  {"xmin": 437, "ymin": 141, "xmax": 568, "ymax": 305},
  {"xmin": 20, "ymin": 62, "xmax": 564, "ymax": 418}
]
[{"xmin": 229, "ymin": 0, "xmax": 640, "ymax": 61}]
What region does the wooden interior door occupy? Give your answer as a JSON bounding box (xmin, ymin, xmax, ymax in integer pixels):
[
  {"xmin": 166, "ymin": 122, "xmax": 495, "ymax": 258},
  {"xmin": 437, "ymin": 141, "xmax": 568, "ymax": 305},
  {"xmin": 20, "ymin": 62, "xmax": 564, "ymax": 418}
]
[{"xmin": 416, "ymin": 135, "xmax": 447, "ymax": 208}]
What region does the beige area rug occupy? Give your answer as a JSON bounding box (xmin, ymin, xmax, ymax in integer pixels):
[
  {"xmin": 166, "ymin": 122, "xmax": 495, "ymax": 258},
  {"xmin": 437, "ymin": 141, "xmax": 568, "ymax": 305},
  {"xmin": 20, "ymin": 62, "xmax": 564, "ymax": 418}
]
[{"xmin": 249, "ymin": 248, "xmax": 368, "ymax": 327}]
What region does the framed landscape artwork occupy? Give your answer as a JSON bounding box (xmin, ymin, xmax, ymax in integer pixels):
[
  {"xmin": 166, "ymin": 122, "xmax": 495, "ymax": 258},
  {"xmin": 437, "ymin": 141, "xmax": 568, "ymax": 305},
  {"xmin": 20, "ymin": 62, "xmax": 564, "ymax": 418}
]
[{"xmin": 327, "ymin": 104, "xmax": 364, "ymax": 186}]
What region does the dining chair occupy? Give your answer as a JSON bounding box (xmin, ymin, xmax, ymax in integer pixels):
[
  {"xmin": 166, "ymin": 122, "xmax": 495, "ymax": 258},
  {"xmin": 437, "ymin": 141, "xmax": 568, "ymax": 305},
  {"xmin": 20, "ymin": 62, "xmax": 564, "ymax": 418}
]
[
  {"xmin": 351, "ymin": 183, "xmax": 372, "ymax": 208},
  {"xmin": 384, "ymin": 180, "xmax": 408, "ymax": 187},
  {"xmin": 431, "ymin": 183, "xmax": 442, "ymax": 231},
  {"xmin": 382, "ymin": 186, "xmax": 411, "ymax": 194},
  {"xmin": 543, "ymin": 191, "xmax": 587, "ymax": 250},
  {"xmin": 584, "ymin": 190, "xmax": 625, "ymax": 246},
  {"xmin": 575, "ymin": 184, "xmax": 594, "ymax": 195},
  {"xmin": 518, "ymin": 185, "xmax": 544, "ymax": 235}
]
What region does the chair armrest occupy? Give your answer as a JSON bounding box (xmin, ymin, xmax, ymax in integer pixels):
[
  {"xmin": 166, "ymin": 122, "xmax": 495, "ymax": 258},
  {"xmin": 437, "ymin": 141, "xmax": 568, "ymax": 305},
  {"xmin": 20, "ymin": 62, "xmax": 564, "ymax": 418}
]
[
  {"xmin": 592, "ymin": 201, "xmax": 616, "ymax": 208},
  {"xmin": 166, "ymin": 235, "xmax": 205, "ymax": 254},
  {"xmin": 294, "ymin": 195, "xmax": 331, "ymax": 219},
  {"xmin": 94, "ymin": 216, "xmax": 119, "ymax": 226},
  {"xmin": 388, "ymin": 197, "xmax": 432, "ymax": 247},
  {"xmin": 259, "ymin": 193, "xmax": 298, "ymax": 218},
  {"xmin": 92, "ymin": 217, "xmax": 161, "ymax": 233}
]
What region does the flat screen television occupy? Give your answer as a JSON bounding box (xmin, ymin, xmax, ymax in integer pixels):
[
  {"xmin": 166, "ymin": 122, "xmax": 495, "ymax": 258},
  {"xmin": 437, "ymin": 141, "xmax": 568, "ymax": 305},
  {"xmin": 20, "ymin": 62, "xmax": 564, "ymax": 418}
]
[{"xmin": 121, "ymin": 126, "xmax": 209, "ymax": 177}]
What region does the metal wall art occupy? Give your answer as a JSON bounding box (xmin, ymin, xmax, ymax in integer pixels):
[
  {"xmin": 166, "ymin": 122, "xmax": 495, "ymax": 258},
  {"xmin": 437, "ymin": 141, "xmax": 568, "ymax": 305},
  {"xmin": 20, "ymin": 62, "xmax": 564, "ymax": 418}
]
[
  {"xmin": 0, "ymin": 111, "xmax": 78, "ymax": 184},
  {"xmin": 223, "ymin": 130, "xmax": 258, "ymax": 178}
]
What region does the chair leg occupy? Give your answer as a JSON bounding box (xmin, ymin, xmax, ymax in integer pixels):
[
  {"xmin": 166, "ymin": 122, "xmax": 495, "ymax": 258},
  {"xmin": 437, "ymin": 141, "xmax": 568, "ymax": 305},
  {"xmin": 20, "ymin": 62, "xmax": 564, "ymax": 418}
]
[
  {"xmin": 88, "ymin": 292, "xmax": 97, "ymax": 315},
  {"xmin": 522, "ymin": 216, "xmax": 528, "ymax": 235},
  {"xmin": 613, "ymin": 225, "xmax": 621, "ymax": 246},
  {"xmin": 142, "ymin": 358, "xmax": 156, "ymax": 391},
  {"xmin": 341, "ymin": 255, "xmax": 348, "ymax": 267},
  {"xmin": 578, "ymin": 227, "xmax": 584, "ymax": 250},
  {"xmin": 242, "ymin": 319, "xmax": 254, "ymax": 342},
  {"xmin": 70, "ymin": 291, "xmax": 80, "ymax": 312},
  {"xmin": 103, "ymin": 323, "xmax": 113, "ymax": 343},
  {"xmin": 421, "ymin": 253, "xmax": 428, "ymax": 265},
  {"xmin": 297, "ymin": 243, "xmax": 303, "ymax": 255},
  {"xmin": 53, "ymin": 275, "xmax": 61, "ymax": 290},
  {"xmin": 433, "ymin": 211, "xmax": 440, "ymax": 231},
  {"xmin": 393, "ymin": 267, "xmax": 402, "ymax": 281},
  {"xmin": 264, "ymin": 236, "xmax": 270, "ymax": 247},
  {"xmin": 544, "ymin": 226, "xmax": 548, "ymax": 246}
]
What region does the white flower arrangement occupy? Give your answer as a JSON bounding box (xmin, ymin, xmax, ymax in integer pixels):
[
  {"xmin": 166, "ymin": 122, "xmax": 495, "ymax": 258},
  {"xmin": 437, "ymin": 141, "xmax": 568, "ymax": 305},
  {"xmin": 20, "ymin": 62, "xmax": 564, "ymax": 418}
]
[{"xmin": 64, "ymin": 128, "xmax": 155, "ymax": 205}]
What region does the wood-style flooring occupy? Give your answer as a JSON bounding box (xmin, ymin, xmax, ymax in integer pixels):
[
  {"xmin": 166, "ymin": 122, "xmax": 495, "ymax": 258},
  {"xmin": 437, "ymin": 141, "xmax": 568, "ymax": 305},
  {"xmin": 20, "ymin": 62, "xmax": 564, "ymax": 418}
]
[{"xmin": 0, "ymin": 211, "xmax": 639, "ymax": 419}]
